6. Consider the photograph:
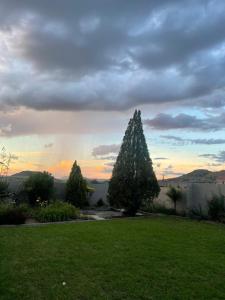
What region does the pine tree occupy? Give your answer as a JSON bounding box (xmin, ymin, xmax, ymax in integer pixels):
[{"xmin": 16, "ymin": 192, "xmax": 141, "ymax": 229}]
[
  {"xmin": 108, "ymin": 110, "xmax": 160, "ymax": 215},
  {"xmin": 66, "ymin": 161, "xmax": 88, "ymax": 208}
]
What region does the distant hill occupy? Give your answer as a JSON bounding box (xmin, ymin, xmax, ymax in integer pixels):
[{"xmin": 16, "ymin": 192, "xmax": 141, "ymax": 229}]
[
  {"xmin": 161, "ymin": 169, "xmax": 225, "ymax": 185},
  {"xmin": 11, "ymin": 171, "xmax": 41, "ymax": 178},
  {"xmin": 8, "ymin": 171, "xmax": 65, "ymax": 197}
]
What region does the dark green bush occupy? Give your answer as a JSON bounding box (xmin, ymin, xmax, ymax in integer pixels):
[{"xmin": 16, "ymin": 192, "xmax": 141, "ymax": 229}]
[
  {"xmin": 208, "ymin": 195, "xmax": 225, "ymax": 221},
  {"xmin": 0, "ymin": 204, "xmax": 26, "ymax": 225},
  {"xmin": 35, "ymin": 202, "xmax": 80, "ymax": 223},
  {"xmin": 17, "ymin": 203, "xmax": 34, "ymax": 218},
  {"xmin": 24, "ymin": 171, "xmax": 54, "ymax": 206},
  {"xmin": 152, "ymin": 204, "xmax": 176, "ymax": 215},
  {"xmin": 96, "ymin": 198, "xmax": 104, "ymax": 207},
  {"xmin": 0, "ymin": 181, "xmax": 9, "ymax": 198},
  {"xmin": 141, "ymin": 203, "xmax": 176, "ymax": 215},
  {"xmin": 189, "ymin": 205, "xmax": 208, "ymax": 220}
]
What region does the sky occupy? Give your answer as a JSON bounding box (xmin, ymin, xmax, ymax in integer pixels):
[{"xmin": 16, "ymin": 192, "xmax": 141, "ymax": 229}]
[{"xmin": 1, "ymin": 0, "xmax": 225, "ymax": 179}]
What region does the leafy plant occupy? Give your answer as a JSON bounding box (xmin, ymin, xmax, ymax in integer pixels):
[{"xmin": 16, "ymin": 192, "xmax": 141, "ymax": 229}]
[
  {"xmin": 35, "ymin": 202, "xmax": 80, "ymax": 223},
  {"xmin": 0, "ymin": 204, "xmax": 26, "ymax": 225},
  {"xmin": 152, "ymin": 204, "xmax": 176, "ymax": 215},
  {"xmin": 208, "ymin": 195, "xmax": 225, "ymax": 222},
  {"xmin": 189, "ymin": 205, "xmax": 208, "ymax": 220},
  {"xmin": 24, "ymin": 171, "xmax": 54, "ymax": 206},
  {"xmin": 166, "ymin": 186, "xmax": 183, "ymax": 212},
  {"xmin": 141, "ymin": 202, "xmax": 176, "ymax": 215},
  {"xmin": 0, "ymin": 181, "xmax": 9, "ymax": 195},
  {"xmin": 96, "ymin": 198, "xmax": 104, "ymax": 207}
]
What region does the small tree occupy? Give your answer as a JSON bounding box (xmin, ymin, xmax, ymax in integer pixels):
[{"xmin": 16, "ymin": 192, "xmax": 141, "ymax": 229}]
[
  {"xmin": 108, "ymin": 110, "xmax": 160, "ymax": 216},
  {"xmin": 0, "ymin": 181, "xmax": 9, "ymax": 199},
  {"xmin": 166, "ymin": 186, "xmax": 183, "ymax": 212},
  {"xmin": 66, "ymin": 161, "xmax": 88, "ymax": 208},
  {"xmin": 24, "ymin": 171, "xmax": 54, "ymax": 206},
  {"xmin": 208, "ymin": 195, "xmax": 225, "ymax": 221},
  {"xmin": 0, "ymin": 146, "xmax": 12, "ymax": 200}
]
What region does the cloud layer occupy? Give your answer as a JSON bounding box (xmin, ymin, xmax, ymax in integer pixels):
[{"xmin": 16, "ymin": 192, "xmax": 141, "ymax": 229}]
[
  {"xmin": 0, "ymin": 0, "xmax": 225, "ymax": 115},
  {"xmin": 145, "ymin": 112, "xmax": 225, "ymax": 131}
]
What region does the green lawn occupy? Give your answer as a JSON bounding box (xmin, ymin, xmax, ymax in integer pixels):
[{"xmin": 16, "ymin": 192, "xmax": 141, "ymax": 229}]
[{"xmin": 1, "ymin": 217, "xmax": 225, "ymax": 300}]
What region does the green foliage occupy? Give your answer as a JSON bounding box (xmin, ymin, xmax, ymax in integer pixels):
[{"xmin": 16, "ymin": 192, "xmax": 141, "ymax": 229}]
[
  {"xmin": 153, "ymin": 204, "xmax": 176, "ymax": 215},
  {"xmin": 24, "ymin": 171, "xmax": 54, "ymax": 206},
  {"xmin": 208, "ymin": 195, "xmax": 225, "ymax": 221},
  {"xmin": 0, "ymin": 181, "xmax": 9, "ymax": 198},
  {"xmin": 189, "ymin": 205, "xmax": 208, "ymax": 220},
  {"xmin": 35, "ymin": 202, "xmax": 80, "ymax": 223},
  {"xmin": 166, "ymin": 186, "xmax": 183, "ymax": 211},
  {"xmin": 142, "ymin": 202, "xmax": 176, "ymax": 215},
  {"xmin": 96, "ymin": 198, "xmax": 104, "ymax": 207},
  {"xmin": 66, "ymin": 161, "xmax": 88, "ymax": 208},
  {"xmin": 108, "ymin": 110, "xmax": 160, "ymax": 216},
  {"xmin": 18, "ymin": 203, "xmax": 34, "ymax": 218},
  {"xmin": 0, "ymin": 204, "xmax": 26, "ymax": 225}
]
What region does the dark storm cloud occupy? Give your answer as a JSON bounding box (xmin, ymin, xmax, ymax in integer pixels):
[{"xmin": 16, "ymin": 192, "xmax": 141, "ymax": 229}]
[
  {"xmin": 92, "ymin": 144, "xmax": 120, "ymax": 157},
  {"xmin": 144, "ymin": 113, "xmax": 209, "ymax": 130},
  {"xmin": 0, "ymin": 0, "xmax": 225, "ymax": 112},
  {"xmin": 162, "ymin": 135, "xmax": 225, "ymax": 144},
  {"xmin": 199, "ymin": 151, "xmax": 225, "ymax": 163},
  {"xmin": 145, "ymin": 112, "xmax": 225, "ymax": 131}
]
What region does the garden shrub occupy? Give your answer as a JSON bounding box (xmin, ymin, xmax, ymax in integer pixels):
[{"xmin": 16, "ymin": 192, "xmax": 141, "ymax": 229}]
[
  {"xmin": 35, "ymin": 202, "xmax": 80, "ymax": 223},
  {"xmin": 189, "ymin": 205, "xmax": 208, "ymax": 220},
  {"xmin": 141, "ymin": 203, "xmax": 176, "ymax": 215},
  {"xmin": 208, "ymin": 195, "xmax": 225, "ymax": 222},
  {"xmin": 24, "ymin": 171, "xmax": 54, "ymax": 206},
  {"xmin": 0, "ymin": 204, "xmax": 26, "ymax": 225},
  {"xmin": 18, "ymin": 203, "xmax": 35, "ymax": 218},
  {"xmin": 96, "ymin": 198, "xmax": 104, "ymax": 207},
  {"xmin": 152, "ymin": 204, "xmax": 176, "ymax": 215}
]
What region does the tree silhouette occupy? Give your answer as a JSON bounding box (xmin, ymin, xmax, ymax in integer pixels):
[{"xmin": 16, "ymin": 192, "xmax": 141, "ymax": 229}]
[
  {"xmin": 108, "ymin": 110, "xmax": 160, "ymax": 215},
  {"xmin": 66, "ymin": 161, "xmax": 88, "ymax": 208}
]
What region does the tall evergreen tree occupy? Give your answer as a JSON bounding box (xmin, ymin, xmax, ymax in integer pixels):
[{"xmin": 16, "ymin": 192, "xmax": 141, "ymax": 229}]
[
  {"xmin": 66, "ymin": 161, "xmax": 88, "ymax": 208},
  {"xmin": 108, "ymin": 110, "xmax": 160, "ymax": 215}
]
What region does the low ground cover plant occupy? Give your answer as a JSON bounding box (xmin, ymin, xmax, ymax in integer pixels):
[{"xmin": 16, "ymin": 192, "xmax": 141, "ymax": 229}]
[
  {"xmin": 0, "ymin": 203, "xmax": 26, "ymax": 225},
  {"xmin": 35, "ymin": 201, "xmax": 80, "ymax": 223},
  {"xmin": 208, "ymin": 195, "xmax": 225, "ymax": 222},
  {"xmin": 188, "ymin": 205, "xmax": 208, "ymax": 220}
]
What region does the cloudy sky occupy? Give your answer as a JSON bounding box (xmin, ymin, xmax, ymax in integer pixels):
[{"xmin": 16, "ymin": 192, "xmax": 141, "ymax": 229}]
[{"xmin": 1, "ymin": 0, "xmax": 225, "ymax": 179}]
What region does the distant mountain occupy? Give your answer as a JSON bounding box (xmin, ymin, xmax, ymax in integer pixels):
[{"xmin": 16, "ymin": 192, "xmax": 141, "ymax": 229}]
[
  {"xmin": 161, "ymin": 169, "xmax": 225, "ymax": 185},
  {"xmin": 11, "ymin": 171, "xmax": 41, "ymax": 178},
  {"xmin": 8, "ymin": 171, "xmax": 65, "ymax": 197}
]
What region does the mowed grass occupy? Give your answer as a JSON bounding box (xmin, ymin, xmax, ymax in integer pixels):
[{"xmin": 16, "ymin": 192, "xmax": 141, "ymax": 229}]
[{"xmin": 1, "ymin": 217, "xmax": 225, "ymax": 300}]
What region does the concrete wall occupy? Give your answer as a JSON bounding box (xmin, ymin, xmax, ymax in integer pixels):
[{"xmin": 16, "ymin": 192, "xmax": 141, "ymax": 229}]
[
  {"xmin": 155, "ymin": 183, "xmax": 225, "ymax": 215},
  {"xmin": 186, "ymin": 183, "xmax": 225, "ymax": 214},
  {"xmin": 88, "ymin": 182, "xmax": 225, "ymax": 213},
  {"xmin": 154, "ymin": 186, "xmax": 187, "ymax": 214},
  {"xmin": 88, "ymin": 182, "xmax": 109, "ymax": 206}
]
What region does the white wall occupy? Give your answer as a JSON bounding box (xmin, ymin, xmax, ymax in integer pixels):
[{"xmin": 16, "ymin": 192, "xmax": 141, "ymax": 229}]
[{"xmin": 155, "ymin": 183, "xmax": 225, "ymax": 215}]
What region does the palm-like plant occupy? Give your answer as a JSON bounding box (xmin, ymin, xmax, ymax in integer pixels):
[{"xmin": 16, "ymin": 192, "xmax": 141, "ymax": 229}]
[{"xmin": 166, "ymin": 186, "xmax": 183, "ymax": 212}]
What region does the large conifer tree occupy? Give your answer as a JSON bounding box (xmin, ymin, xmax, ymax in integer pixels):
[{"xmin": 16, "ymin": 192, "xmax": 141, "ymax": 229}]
[
  {"xmin": 66, "ymin": 161, "xmax": 88, "ymax": 208},
  {"xmin": 108, "ymin": 110, "xmax": 160, "ymax": 215}
]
